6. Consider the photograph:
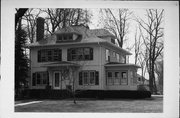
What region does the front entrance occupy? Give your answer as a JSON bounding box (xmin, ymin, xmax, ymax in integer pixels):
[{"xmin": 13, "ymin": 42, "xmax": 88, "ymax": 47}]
[{"xmin": 53, "ymin": 71, "xmax": 61, "ymax": 89}]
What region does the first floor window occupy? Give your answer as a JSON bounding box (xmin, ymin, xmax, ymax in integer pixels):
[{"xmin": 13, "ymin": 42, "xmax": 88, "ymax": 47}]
[
  {"xmin": 32, "ymin": 71, "xmax": 48, "ymax": 86},
  {"xmin": 107, "ymin": 71, "xmax": 128, "ymax": 85},
  {"xmin": 121, "ymin": 72, "xmax": 128, "ymax": 85},
  {"xmin": 107, "ymin": 72, "xmax": 113, "ymax": 85},
  {"xmin": 79, "ymin": 71, "xmax": 99, "ymax": 85}
]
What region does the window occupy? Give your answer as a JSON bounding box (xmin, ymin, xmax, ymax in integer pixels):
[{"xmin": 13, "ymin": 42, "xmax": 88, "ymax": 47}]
[
  {"xmin": 107, "ymin": 72, "xmax": 113, "ymax": 85},
  {"xmin": 106, "ymin": 49, "xmax": 110, "ymax": 62},
  {"xmin": 121, "ymin": 72, "xmax": 128, "ymax": 85},
  {"xmin": 79, "ymin": 71, "xmax": 99, "ymax": 85},
  {"xmin": 116, "ymin": 53, "xmax": 120, "ymax": 62},
  {"xmin": 114, "ymin": 72, "xmax": 120, "ymax": 85},
  {"xmin": 107, "ymin": 71, "xmax": 128, "ymax": 85},
  {"xmin": 130, "ymin": 71, "xmax": 133, "ymax": 85},
  {"xmin": 83, "ymin": 72, "xmax": 89, "ymax": 85},
  {"xmin": 119, "ymin": 55, "xmax": 126, "ymax": 63},
  {"xmin": 57, "ymin": 34, "xmax": 73, "ymax": 41},
  {"xmin": 32, "ymin": 72, "xmax": 48, "ymax": 86},
  {"xmin": 68, "ymin": 47, "xmax": 93, "ymax": 61},
  {"xmin": 38, "ymin": 49, "xmax": 61, "ymax": 62},
  {"xmin": 113, "ymin": 51, "xmax": 116, "ymax": 58}
]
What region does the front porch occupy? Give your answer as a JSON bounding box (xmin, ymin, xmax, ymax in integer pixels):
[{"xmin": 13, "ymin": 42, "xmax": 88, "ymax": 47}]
[{"xmin": 42, "ymin": 61, "xmax": 80, "ymax": 90}]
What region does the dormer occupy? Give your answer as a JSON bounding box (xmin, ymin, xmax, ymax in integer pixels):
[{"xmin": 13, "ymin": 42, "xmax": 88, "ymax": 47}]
[{"xmin": 56, "ymin": 33, "xmax": 82, "ymax": 43}]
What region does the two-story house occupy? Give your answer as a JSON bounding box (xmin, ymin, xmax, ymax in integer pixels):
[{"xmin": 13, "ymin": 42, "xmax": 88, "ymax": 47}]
[{"xmin": 27, "ymin": 17, "xmax": 151, "ymax": 98}]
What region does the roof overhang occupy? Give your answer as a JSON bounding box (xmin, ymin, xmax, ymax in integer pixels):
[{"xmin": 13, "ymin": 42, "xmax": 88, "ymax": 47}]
[
  {"xmin": 99, "ymin": 41, "xmax": 132, "ymax": 55},
  {"xmin": 105, "ymin": 63, "xmax": 141, "ymax": 68},
  {"xmin": 41, "ymin": 61, "xmax": 80, "ymax": 68}
]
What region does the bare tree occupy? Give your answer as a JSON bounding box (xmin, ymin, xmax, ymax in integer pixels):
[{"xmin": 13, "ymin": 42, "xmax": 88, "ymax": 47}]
[
  {"xmin": 136, "ymin": 9, "xmax": 164, "ymax": 93},
  {"xmin": 99, "ymin": 8, "xmax": 132, "ymax": 48},
  {"xmin": 22, "ymin": 9, "xmax": 42, "ymax": 43},
  {"xmin": 41, "ymin": 8, "xmax": 91, "ymax": 35}
]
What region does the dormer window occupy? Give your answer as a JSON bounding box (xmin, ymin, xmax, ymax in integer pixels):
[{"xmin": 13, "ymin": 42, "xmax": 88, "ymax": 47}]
[{"xmin": 57, "ymin": 33, "xmax": 73, "ymax": 42}]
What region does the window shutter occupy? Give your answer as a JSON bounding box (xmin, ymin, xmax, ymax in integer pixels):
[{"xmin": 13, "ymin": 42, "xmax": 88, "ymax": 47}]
[
  {"xmin": 95, "ymin": 71, "xmax": 99, "ymax": 85},
  {"xmin": 90, "ymin": 48, "xmax": 93, "ymax": 60},
  {"xmin": 32, "ymin": 73, "xmax": 36, "ymax": 86},
  {"xmin": 38, "ymin": 50, "xmax": 41, "ymax": 62},
  {"xmin": 79, "ymin": 72, "xmax": 83, "ymax": 85}
]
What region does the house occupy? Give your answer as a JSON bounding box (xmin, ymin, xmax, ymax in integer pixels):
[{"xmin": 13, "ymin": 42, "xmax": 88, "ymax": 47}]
[{"xmin": 27, "ymin": 17, "xmax": 151, "ymax": 98}]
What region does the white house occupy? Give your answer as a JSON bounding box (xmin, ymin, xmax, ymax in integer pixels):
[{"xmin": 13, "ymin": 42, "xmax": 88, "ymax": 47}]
[{"xmin": 27, "ymin": 17, "xmax": 151, "ymax": 98}]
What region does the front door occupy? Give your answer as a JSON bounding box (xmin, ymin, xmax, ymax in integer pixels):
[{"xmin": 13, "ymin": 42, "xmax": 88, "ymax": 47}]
[{"xmin": 53, "ymin": 71, "xmax": 61, "ymax": 89}]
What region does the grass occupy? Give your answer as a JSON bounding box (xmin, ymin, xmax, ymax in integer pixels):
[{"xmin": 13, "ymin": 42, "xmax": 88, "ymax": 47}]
[{"xmin": 15, "ymin": 96, "xmax": 163, "ymax": 112}]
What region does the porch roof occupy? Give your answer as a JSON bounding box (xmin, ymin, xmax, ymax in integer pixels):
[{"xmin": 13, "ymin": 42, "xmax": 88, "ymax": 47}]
[
  {"xmin": 104, "ymin": 62, "xmax": 141, "ymax": 68},
  {"xmin": 41, "ymin": 61, "xmax": 80, "ymax": 67}
]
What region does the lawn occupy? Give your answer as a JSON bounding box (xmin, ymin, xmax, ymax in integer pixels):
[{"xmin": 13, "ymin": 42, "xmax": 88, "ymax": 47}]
[{"xmin": 15, "ymin": 96, "xmax": 163, "ymax": 112}]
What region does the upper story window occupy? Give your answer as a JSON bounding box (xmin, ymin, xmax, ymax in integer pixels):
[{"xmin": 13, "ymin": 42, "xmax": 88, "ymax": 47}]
[
  {"xmin": 67, "ymin": 47, "xmax": 93, "ymax": 61},
  {"xmin": 57, "ymin": 34, "xmax": 73, "ymax": 42},
  {"xmin": 120, "ymin": 55, "xmax": 126, "ymax": 63},
  {"xmin": 38, "ymin": 49, "xmax": 62, "ymax": 62},
  {"xmin": 106, "ymin": 49, "xmax": 110, "ymax": 62}
]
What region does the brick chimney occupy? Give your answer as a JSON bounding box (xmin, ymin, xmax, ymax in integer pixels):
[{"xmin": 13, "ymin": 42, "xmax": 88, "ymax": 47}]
[{"xmin": 36, "ymin": 17, "xmax": 44, "ymax": 42}]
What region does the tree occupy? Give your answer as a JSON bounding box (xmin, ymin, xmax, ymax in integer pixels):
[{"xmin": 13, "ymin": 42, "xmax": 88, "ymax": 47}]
[
  {"xmin": 41, "ymin": 8, "xmax": 91, "ymax": 35},
  {"xmin": 136, "ymin": 9, "xmax": 164, "ymax": 93},
  {"xmin": 99, "ymin": 8, "xmax": 132, "ymax": 48},
  {"xmin": 15, "ymin": 18, "xmax": 29, "ymax": 97},
  {"xmin": 22, "ymin": 9, "xmax": 42, "ymax": 43},
  {"xmin": 155, "ymin": 59, "xmax": 163, "ymax": 94},
  {"xmin": 15, "ymin": 8, "xmax": 28, "ymax": 29}
]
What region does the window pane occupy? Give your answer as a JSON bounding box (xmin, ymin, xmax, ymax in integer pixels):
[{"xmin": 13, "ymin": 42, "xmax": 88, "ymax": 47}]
[
  {"xmin": 79, "ymin": 72, "xmax": 83, "ymax": 85},
  {"xmin": 83, "ymin": 72, "xmax": 88, "ymax": 85},
  {"xmin": 121, "ymin": 72, "xmax": 128, "ymax": 85},
  {"xmin": 114, "ymin": 72, "xmax": 120, "ymax": 84},
  {"xmin": 90, "ymin": 72, "xmax": 95, "ymax": 84},
  {"xmin": 36, "ymin": 73, "xmax": 41, "ymax": 84},
  {"xmin": 43, "ymin": 73, "xmax": 47, "ymax": 84},
  {"xmin": 32, "ymin": 73, "xmax": 36, "ymax": 86},
  {"xmin": 116, "ymin": 53, "xmax": 120, "ymax": 62},
  {"xmin": 107, "ymin": 72, "xmax": 113, "ymax": 85},
  {"xmin": 106, "ymin": 49, "xmax": 109, "ymax": 61}
]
